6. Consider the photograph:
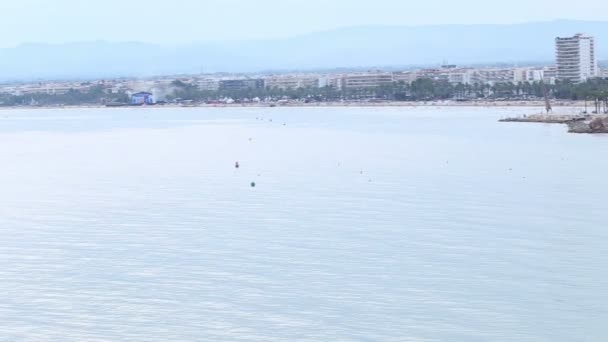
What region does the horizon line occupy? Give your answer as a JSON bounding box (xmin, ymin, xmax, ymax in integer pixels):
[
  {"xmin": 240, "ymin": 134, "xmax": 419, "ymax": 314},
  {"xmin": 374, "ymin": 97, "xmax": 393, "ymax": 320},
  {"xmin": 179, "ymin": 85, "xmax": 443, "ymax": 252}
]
[{"xmin": 5, "ymin": 18, "xmax": 607, "ymax": 48}]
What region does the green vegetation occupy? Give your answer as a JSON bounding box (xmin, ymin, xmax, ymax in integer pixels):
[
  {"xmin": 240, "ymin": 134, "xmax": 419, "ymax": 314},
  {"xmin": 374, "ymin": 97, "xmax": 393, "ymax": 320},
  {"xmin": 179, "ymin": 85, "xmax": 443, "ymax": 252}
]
[
  {"xmin": 0, "ymin": 85, "xmax": 128, "ymax": 106},
  {"xmin": 1, "ymin": 78, "xmax": 608, "ymax": 107},
  {"xmin": 170, "ymin": 78, "xmax": 608, "ymax": 105}
]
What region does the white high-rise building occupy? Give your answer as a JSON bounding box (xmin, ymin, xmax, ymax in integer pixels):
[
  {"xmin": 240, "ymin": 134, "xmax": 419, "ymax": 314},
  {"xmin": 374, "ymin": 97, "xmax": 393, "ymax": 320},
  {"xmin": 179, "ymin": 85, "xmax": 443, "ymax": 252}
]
[{"xmin": 555, "ymin": 33, "xmax": 599, "ymax": 83}]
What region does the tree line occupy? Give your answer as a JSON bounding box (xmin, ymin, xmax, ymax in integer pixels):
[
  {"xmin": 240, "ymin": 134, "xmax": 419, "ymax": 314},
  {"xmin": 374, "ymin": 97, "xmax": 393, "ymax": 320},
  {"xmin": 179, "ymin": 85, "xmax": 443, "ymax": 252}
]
[
  {"xmin": 0, "ymin": 85, "xmax": 128, "ymax": 107},
  {"xmin": 1, "ymin": 78, "xmax": 608, "ymax": 106},
  {"xmin": 169, "ymin": 78, "xmax": 608, "ymax": 104}
]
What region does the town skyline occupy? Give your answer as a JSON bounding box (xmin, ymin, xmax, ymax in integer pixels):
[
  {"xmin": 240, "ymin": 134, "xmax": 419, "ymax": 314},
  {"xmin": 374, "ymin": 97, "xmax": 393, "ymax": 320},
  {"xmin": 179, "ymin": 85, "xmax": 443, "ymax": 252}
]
[
  {"xmin": 1, "ymin": 30, "xmax": 606, "ymax": 109},
  {"xmin": 1, "ymin": 20, "xmax": 608, "ymax": 82}
]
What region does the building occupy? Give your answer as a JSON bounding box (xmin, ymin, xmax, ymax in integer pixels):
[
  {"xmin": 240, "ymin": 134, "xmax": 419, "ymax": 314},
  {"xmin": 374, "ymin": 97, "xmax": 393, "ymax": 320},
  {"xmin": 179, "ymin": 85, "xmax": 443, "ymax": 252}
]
[
  {"xmin": 513, "ymin": 68, "xmax": 545, "ymax": 83},
  {"xmin": 131, "ymin": 92, "xmax": 155, "ymax": 105},
  {"xmin": 219, "ymin": 79, "xmax": 264, "ymax": 91},
  {"xmin": 342, "ymin": 73, "xmax": 394, "ymax": 88},
  {"xmin": 415, "ymin": 69, "xmax": 450, "ymax": 82},
  {"xmin": 470, "ymin": 68, "xmax": 515, "ymax": 85},
  {"xmin": 264, "ymin": 75, "xmax": 319, "ymax": 90},
  {"xmin": 196, "ymin": 78, "xmax": 220, "ymax": 92},
  {"xmin": 447, "ymin": 69, "xmax": 474, "ymax": 85},
  {"xmin": 392, "ymin": 71, "xmax": 417, "ymax": 84},
  {"xmin": 555, "ymin": 33, "xmax": 599, "ymax": 83},
  {"xmin": 318, "ymin": 76, "xmax": 344, "ymax": 89},
  {"xmin": 542, "ymin": 66, "xmax": 558, "ymax": 84}
]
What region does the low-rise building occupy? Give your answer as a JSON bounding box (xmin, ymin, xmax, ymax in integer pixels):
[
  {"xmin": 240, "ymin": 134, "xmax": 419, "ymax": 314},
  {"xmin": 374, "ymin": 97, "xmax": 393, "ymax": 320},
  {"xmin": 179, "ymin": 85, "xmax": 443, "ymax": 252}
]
[
  {"xmin": 542, "ymin": 66, "xmax": 558, "ymax": 84},
  {"xmin": 131, "ymin": 92, "xmax": 155, "ymax": 105},
  {"xmin": 447, "ymin": 69, "xmax": 474, "ymax": 85},
  {"xmin": 264, "ymin": 75, "xmax": 319, "ymax": 90},
  {"xmin": 471, "ymin": 68, "xmax": 515, "ymax": 85},
  {"xmin": 318, "ymin": 75, "xmax": 344, "ymax": 89},
  {"xmin": 196, "ymin": 78, "xmax": 220, "ymax": 91},
  {"xmin": 415, "ymin": 69, "xmax": 450, "ymax": 82},
  {"xmin": 392, "ymin": 71, "xmax": 417, "ymax": 84},
  {"xmin": 219, "ymin": 79, "xmax": 264, "ymax": 91},
  {"xmin": 342, "ymin": 73, "xmax": 394, "ymax": 88},
  {"xmin": 513, "ymin": 68, "xmax": 545, "ymax": 83}
]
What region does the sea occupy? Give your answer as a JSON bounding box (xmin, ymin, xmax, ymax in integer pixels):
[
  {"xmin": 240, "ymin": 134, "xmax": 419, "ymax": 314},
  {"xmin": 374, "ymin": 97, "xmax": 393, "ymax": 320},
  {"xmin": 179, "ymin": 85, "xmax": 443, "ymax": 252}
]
[{"xmin": 0, "ymin": 106, "xmax": 606, "ymax": 341}]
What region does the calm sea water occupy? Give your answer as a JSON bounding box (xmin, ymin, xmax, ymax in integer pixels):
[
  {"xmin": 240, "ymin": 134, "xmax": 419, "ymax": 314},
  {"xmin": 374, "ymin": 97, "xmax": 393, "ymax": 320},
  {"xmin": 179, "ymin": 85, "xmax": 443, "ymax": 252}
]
[{"xmin": 0, "ymin": 106, "xmax": 606, "ymax": 341}]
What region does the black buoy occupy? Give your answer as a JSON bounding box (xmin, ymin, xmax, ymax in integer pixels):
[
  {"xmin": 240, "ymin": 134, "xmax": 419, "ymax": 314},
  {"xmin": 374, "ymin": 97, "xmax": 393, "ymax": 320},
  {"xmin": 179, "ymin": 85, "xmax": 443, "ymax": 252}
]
[
  {"xmin": 235, "ymin": 161, "xmax": 240, "ymax": 169},
  {"xmin": 251, "ymin": 182, "xmax": 256, "ymax": 188}
]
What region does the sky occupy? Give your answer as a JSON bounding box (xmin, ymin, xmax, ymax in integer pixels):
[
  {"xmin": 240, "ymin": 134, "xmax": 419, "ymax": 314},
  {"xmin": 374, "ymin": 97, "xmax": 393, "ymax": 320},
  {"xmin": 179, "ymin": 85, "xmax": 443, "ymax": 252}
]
[{"xmin": 0, "ymin": 0, "xmax": 607, "ymax": 47}]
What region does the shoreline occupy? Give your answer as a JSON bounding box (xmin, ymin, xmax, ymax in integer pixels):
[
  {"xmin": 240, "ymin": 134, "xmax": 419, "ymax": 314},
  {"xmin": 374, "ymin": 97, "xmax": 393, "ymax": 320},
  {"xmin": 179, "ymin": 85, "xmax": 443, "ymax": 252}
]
[{"xmin": 0, "ymin": 100, "xmax": 589, "ymax": 111}]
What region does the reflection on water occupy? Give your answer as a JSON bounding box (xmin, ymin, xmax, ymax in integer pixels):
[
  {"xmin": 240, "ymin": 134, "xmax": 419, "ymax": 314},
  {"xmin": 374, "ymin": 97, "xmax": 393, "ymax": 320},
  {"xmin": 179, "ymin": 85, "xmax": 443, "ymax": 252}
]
[{"xmin": 0, "ymin": 107, "xmax": 607, "ymax": 341}]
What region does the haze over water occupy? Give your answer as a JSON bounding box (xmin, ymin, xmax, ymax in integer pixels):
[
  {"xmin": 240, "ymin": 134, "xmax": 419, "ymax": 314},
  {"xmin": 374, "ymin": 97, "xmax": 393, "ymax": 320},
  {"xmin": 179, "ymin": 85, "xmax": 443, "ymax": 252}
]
[{"xmin": 0, "ymin": 106, "xmax": 606, "ymax": 341}]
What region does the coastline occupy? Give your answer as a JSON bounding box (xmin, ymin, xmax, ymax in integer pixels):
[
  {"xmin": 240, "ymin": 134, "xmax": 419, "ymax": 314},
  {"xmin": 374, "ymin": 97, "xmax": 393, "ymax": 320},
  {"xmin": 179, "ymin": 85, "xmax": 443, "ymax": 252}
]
[{"xmin": 0, "ymin": 100, "xmax": 588, "ymax": 111}]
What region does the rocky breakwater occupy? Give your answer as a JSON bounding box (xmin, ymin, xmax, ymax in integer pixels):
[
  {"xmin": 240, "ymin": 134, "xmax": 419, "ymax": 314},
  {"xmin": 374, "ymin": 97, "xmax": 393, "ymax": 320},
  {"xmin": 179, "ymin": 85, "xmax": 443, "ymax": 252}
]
[
  {"xmin": 567, "ymin": 116, "xmax": 608, "ymax": 133},
  {"xmin": 499, "ymin": 114, "xmax": 586, "ymax": 124},
  {"xmin": 499, "ymin": 114, "xmax": 608, "ymax": 134}
]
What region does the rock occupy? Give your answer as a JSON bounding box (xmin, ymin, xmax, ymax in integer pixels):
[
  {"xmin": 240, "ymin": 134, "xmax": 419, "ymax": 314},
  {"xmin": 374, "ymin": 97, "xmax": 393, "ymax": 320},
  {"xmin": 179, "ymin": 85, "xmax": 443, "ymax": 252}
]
[
  {"xmin": 567, "ymin": 121, "xmax": 590, "ymax": 133},
  {"xmin": 590, "ymin": 117, "xmax": 607, "ymax": 131},
  {"xmin": 567, "ymin": 116, "xmax": 608, "ymax": 133}
]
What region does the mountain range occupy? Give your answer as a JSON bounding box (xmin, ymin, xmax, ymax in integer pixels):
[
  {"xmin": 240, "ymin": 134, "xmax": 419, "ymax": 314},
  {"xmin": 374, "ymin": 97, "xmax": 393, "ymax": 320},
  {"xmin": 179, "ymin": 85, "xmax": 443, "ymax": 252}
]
[{"xmin": 2, "ymin": 20, "xmax": 608, "ymax": 81}]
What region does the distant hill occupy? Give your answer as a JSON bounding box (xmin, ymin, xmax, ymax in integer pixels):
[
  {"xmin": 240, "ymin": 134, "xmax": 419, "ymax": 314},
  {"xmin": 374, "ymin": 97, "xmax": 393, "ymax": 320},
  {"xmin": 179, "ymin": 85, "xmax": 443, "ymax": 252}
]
[{"xmin": 2, "ymin": 20, "xmax": 608, "ymax": 81}]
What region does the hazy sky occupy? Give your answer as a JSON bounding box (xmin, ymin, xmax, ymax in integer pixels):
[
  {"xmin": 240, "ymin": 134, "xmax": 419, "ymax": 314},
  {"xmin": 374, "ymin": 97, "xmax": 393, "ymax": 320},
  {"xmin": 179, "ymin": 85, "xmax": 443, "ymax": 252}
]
[{"xmin": 0, "ymin": 0, "xmax": 606, "ymax": 47}]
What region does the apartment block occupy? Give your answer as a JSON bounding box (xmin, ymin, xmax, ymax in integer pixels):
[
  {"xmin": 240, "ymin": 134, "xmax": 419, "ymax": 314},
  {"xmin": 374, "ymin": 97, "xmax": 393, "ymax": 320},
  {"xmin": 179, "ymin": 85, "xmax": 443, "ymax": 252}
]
[
  {"xmin": 196, "ymin": 78, "xmax": 220, "ymax": 91},
  {"xmin": 219, "ymin": 79, "xmax": 264, "ymax": 91},
  {"xmin": 556, "ymin": 33, "xmax": 599, "ymax": 83},
  {"xmin": 342, "ymin": 73, "xmax": 394, "ymax": 88},
  {"xmin": 264, "ymin": 75, "xmax": 319, "ymax": 90}
]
